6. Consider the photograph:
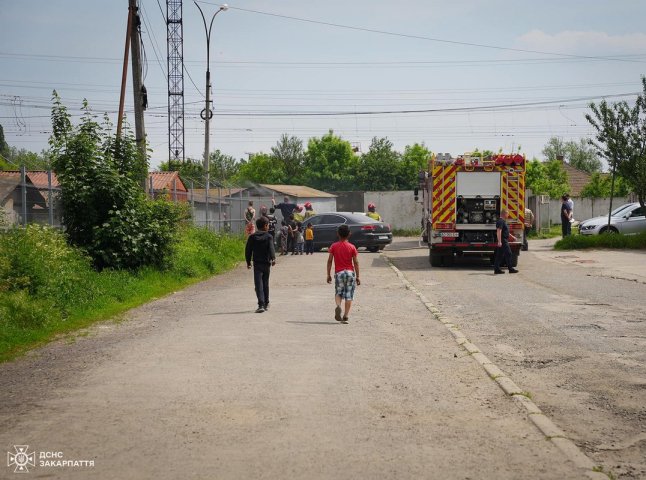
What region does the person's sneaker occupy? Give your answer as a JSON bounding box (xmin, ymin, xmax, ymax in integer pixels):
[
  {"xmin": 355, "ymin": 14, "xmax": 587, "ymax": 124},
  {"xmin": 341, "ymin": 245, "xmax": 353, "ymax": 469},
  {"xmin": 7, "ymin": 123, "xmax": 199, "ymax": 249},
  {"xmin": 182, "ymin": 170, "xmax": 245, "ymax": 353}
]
[
  {"xmin": 335, "ymin": 306, "xmax": 343, "ymax": 322},
  {"xmin": 264, "ymin": 303, "xmax": 270, "ymax": 311},
  {"xmin": 342, "ymin": 316, "xmax": 349, "ymax": 323},
  {"xmin": 494, "ymin": 269, "xmax": 505, "ymax": 274},
  {"xmin": 508, "ymin": 268, "xmax": 519, "ymax": 274},
  {"xmin": 255, "ymin": 306, "xmax": 265, "ymax": 313}
]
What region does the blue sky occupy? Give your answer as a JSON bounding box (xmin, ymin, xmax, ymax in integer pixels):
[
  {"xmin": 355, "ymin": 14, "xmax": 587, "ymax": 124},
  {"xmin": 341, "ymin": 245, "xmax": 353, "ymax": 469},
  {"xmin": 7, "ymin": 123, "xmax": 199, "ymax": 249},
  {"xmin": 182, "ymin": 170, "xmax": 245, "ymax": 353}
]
[{"xmin": 1, "ymin": 0, "xmax": 645, "ymax": 169}]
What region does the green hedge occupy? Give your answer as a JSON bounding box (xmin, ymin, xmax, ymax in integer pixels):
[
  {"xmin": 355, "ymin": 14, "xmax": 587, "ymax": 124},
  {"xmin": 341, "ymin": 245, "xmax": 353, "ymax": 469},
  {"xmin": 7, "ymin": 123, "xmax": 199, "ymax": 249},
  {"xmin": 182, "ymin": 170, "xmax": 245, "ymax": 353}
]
[
  {"xmin": 554, "ymin": 232, "xmax": 646, "ymax": 250},
  {"xmin": 0, "ymin": 225, "xmax": 244, "ymax": 361}
]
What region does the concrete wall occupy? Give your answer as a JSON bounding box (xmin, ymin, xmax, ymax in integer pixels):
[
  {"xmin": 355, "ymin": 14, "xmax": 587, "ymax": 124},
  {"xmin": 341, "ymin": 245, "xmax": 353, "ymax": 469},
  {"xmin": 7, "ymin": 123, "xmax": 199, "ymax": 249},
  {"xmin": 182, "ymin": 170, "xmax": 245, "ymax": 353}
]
[
  {"xmin": 363, "ymin": 191, "xmax": 423, "ymax": 230},
  {"xmin": 359, "ymin": 191, "xmax": 636, "ymax": 232},
  {"xmin": 537, "ymin": 196, "xmax": 635, "ymax": 225}
]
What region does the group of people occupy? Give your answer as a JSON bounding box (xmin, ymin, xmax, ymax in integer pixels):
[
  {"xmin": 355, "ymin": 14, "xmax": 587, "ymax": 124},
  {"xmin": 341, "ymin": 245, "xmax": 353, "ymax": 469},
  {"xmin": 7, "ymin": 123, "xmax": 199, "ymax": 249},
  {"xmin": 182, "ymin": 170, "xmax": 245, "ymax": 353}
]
[
  {"xmin": 245, "ymin": 195, "xmax": 365, "ymax": 322},
  {"xmin": 272, "ymin": 197, "xmax": 317, "ymax": 256}
]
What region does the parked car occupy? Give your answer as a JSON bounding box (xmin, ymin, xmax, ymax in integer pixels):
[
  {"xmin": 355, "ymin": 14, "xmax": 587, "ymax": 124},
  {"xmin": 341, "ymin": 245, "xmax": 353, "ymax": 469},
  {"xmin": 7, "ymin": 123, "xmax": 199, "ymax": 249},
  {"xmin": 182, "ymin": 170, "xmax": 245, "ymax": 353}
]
[
  {"xmin": 302, "ymin": 212, "xmax": 392, "ymax": 252},
  {"xmin": 578, "ymin": 202, "xmax": 646, "ymax": 235}
]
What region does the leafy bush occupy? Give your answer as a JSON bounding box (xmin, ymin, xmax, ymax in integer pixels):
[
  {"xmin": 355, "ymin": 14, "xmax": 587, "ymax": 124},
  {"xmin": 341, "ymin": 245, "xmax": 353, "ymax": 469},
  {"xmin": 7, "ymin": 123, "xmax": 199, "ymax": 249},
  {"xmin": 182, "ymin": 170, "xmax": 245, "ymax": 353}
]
[
  {"xmin": 49, "ymin": 93, "xmax": 188, "ymax": 269},
  {"xmin": 554, "ymin": 232, "xmax": 646, "ymax": 250}
]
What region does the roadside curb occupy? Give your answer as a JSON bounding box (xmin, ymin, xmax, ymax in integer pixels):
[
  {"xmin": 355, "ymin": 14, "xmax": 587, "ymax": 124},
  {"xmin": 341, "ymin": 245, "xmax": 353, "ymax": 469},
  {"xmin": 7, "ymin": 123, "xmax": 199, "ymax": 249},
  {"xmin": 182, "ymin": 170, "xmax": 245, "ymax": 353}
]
[{"xmin": 382, "ymin": 254, "xmax": 609, "ymax": 480}]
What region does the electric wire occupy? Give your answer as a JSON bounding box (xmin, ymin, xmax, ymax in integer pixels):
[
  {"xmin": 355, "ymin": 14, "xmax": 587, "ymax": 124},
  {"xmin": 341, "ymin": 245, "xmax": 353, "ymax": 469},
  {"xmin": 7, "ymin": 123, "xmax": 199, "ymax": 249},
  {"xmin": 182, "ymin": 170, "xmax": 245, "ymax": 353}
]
[{"xmin": 196, "ymin": 1, "xmax": 646, "ymax": 64}]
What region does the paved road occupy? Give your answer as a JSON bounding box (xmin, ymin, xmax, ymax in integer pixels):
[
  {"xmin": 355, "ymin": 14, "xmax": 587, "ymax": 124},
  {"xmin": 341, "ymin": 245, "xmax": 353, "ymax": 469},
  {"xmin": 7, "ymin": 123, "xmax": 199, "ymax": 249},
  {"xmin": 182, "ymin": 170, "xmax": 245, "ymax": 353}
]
[
  {"xmin": 0, "ymin": 238, "xmax": 641, "ymax": 479},
  {"xmin": 385, "ymin": 238, "xmax": 646, "ymax": 480}
]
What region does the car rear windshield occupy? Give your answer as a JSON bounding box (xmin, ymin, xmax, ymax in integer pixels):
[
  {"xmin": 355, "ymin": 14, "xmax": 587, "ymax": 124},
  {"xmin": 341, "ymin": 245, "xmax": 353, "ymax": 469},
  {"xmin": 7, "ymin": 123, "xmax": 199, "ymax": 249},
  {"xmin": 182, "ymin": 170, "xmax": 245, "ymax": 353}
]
[{"xmin": 344, "ymin": 213, "xmax": 379, "ymax": 224}]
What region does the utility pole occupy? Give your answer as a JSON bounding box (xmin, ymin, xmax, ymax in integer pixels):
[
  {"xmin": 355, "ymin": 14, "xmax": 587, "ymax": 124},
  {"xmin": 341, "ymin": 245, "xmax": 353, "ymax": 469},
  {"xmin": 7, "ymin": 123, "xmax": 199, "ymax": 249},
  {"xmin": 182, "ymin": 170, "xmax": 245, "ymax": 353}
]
[
  {"xmin": 129, "ymin": 0, "xmax": 147, "ymax": 173},
  {"xmin": 195, "ymin": 1, "xmax": 228, "ymax": 230},
  {"xmin": 117, "ymin": 6, "xmax": 133, "ymax": 138}
]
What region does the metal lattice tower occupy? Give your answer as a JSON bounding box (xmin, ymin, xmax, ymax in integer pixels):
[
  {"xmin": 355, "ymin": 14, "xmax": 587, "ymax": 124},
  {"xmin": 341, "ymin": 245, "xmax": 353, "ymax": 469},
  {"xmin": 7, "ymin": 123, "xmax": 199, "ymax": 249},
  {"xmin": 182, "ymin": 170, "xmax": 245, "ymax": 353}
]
[{"xmin": 167, "ymin": 0, "xmax": 185, "ymax": 163}]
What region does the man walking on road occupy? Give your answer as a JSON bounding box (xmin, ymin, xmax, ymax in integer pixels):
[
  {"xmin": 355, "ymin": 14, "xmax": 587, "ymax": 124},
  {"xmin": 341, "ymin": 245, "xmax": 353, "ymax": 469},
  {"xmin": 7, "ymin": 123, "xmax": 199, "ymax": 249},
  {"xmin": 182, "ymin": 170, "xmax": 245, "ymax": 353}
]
[
  {"xmin": 494, "ymin": 208, "xmax": 518, "ymax": 275},
  {"xmin": 245, "ymin": 216, "xmax": 276, "ymax": 313}
]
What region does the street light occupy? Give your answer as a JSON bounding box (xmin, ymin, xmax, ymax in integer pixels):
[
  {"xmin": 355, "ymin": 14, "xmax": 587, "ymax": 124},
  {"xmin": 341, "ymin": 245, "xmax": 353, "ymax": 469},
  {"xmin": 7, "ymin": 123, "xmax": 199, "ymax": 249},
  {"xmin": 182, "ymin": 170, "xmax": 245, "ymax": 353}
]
[{"xmin": 194, "ymin": 1, "xmax": 228, "ymax": 230}]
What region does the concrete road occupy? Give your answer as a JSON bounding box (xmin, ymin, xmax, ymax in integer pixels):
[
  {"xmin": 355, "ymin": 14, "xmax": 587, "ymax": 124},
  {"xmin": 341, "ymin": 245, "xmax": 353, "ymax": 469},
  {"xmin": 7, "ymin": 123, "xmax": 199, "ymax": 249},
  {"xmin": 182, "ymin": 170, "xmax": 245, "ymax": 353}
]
[
  {"xmin": 385, "ymin": 238, "xmax": 646, "ymax": 480},
  {"xmin": 1, "ymin": 239, "xmax": 639, "ymax": 479}
]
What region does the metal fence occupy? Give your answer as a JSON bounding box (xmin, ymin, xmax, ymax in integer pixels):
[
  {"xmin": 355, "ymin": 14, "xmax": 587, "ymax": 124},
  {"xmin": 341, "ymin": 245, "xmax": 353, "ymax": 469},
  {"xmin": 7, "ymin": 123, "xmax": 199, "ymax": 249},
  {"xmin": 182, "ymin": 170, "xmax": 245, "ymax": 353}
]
[
  {"xmin": 0, "ymin": 169, "xmax": 281, "ymax": 235},
  {"xmin": 0, "ymin": 167, "xmax": 63, "ymax": 228}
]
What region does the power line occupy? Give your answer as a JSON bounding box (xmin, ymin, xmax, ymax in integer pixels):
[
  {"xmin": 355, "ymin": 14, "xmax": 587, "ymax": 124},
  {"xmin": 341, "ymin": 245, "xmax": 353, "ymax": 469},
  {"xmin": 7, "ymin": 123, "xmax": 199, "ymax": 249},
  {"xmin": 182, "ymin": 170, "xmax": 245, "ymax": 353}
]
[{"xmin": 196, "ymin": 1, "xmax": 646, "ymax": 64}]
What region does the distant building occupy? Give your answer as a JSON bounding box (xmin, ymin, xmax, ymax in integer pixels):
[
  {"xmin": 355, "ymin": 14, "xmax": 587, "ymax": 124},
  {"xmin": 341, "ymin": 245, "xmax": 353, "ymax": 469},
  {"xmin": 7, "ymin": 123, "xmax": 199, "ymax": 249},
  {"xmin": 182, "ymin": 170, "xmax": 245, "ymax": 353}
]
[{"xmin": 558, "ymin": 159, "xmax": 593, "ymax": 197}]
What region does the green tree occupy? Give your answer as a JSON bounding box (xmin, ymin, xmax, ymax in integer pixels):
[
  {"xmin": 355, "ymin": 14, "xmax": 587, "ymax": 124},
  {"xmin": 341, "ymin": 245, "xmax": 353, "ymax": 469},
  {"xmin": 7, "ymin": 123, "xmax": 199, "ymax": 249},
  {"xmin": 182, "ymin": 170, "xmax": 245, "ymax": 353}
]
[
  {"xmin": 542, "ymin": 137, "xmax": 566, "ymax": 162},
  {"xmin": 271, "ymin": 134, "xmax": 304, "ymax": 184},
  {"xmin": 542, "ymin": 136, "xmax": 602, "ymax": 173},
  {"xmin": 209, "ymin": 150, "xmax": 239, "ymax": 184},
  {"xmin": 160, "ymin": 158, "xmax": 205, "ymax": 186},
  {"xmin": 399, "ymin": 143, "xmax": 431, "ymax": 189},
  {"xmin": 303, "ymin": 130, "xmax": 356, "ymax": 191},
  {"xmin": 0, "ymin": 124, "xmax": 9, "ymax": 159},
  {"xmin": 355, "ymin": 137, "xmax": 400, "ymax": 190},
  {"xmin": 49, "ymin": 92, "xmax": 186, "ymax": 270},
  {"xmin": 235, "ymin": 153, "xmax": 284, "ymax": 184},
  {"xmin": 585, "ymin": 85, "xmax": 643, "ymax": 209},
  {"xmin": 525, "ymin": 158, "xmax": 570, "ymax": 199},
  {"xmin": 564, "ymin": 138, "xmax": 602, "ymax": 173},
  {"xmin": 580, "ymin": 172, "xmax": 629, "ymax": 198}
]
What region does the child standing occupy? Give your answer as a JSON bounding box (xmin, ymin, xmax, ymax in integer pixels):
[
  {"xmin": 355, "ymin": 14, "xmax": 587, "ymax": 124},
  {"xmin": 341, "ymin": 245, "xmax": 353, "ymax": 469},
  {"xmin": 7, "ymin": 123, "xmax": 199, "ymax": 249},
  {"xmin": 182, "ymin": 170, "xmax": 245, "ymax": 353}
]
[
  {"xmin": 295, "ymin": 221, "xmax": 305, "ymax": 255},
  {"xmin": 245, "ymin": 217, "xmax": 276, "ymax": 313},
  {"xmin": 279, "ymin": 221, "xmax": 288, "ymax": 256},
  {"xmin": 305, "ymin": 222, "xmax": 314, "ymax": 255},
  {"xmin": 326, "ymin": 224, "xmax": 360, "ymax": 323}
]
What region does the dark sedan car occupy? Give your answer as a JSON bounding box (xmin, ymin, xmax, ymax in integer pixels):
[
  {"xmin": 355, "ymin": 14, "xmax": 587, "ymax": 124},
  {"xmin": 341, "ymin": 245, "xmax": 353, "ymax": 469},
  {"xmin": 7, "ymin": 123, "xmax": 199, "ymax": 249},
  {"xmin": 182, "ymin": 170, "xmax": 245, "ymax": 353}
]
[{"xmin": 303, "ymin": 212, "xmax": 392, "ymax": 252}]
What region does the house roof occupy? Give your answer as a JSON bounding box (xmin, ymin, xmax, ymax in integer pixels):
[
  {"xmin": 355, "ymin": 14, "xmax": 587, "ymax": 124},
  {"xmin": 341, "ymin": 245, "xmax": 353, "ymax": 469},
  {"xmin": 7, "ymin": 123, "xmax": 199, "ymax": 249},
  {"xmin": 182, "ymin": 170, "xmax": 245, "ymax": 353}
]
[
  {"xmin": 0, "ymin": 172, "xmax": 21, "ymax": 201},
  {"xmin": 560, "ymin": 162, "xmax": 592, "ymax": 197},
  {"xmin": 148, "ymin": 171, "xmax": 187, "ymax": 191},
  {"xmin": 259, "ymin": 184, "xmax": 336, "ymax": 198},
  {"xmin": 26, "ymin": 171, "xmax": 59, "ymax": 188}
]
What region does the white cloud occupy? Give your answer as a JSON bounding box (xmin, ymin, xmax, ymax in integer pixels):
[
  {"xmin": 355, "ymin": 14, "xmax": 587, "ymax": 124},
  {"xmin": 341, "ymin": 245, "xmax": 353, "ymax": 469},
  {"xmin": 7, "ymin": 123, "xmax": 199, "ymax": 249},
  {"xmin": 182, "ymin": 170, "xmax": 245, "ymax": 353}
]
[{"xmin": 517, "ymin": 29, "xmax": 646, "ymax": 55}]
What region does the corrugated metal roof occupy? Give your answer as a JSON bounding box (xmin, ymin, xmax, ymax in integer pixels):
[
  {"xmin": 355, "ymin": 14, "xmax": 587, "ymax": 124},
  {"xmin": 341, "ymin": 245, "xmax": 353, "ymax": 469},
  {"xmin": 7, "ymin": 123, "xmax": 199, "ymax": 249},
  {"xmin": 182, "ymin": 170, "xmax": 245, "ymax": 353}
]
[
  {"xmin": 149, "ymin": 171, "xmax": 187, "ymax": 191},
  {"xmin": 260, "ymin": 184, "xmax": 336, "ymax": 198}
]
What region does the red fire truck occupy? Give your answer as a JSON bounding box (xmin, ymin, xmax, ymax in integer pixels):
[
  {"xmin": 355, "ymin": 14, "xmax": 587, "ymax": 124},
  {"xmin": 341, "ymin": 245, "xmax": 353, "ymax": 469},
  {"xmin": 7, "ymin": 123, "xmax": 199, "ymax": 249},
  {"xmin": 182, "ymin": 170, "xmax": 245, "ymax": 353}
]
[{"xmin": 418, "ymin": 152, "xmax": 526, "ymax": 267}]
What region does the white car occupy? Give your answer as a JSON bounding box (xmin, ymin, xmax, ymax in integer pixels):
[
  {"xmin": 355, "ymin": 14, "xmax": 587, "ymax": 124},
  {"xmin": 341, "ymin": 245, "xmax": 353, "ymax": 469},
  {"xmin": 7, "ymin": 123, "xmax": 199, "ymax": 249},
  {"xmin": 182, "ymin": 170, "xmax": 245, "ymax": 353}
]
[{"xmin": 578, "ymin": 202, "xmax": 646, "ymax": 235}]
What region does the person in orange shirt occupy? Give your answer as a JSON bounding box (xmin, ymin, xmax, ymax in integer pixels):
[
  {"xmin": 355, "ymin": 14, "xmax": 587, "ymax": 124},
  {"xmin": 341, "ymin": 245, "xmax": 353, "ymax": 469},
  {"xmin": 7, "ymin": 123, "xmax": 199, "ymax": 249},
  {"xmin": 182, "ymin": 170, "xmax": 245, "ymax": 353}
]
[{"xmin": 304, "ymin": 222, "xmax": 315, "ymax": 255}]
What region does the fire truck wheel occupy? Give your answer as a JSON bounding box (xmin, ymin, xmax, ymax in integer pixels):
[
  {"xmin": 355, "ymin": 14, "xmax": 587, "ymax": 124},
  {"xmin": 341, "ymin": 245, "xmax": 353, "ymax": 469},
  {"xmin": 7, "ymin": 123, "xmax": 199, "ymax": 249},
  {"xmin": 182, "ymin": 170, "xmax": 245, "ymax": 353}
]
[{"xmin": 430, "ymin": 252, "xmax": 442, "ymax": 267}]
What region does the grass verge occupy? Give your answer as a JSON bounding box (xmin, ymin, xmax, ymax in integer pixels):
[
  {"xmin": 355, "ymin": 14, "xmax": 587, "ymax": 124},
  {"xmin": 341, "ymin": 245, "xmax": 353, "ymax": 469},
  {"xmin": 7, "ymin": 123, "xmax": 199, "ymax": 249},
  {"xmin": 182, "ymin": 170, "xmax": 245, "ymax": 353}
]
[
  {"xmin": 554, "ymin": 231, "xmax": 646, "ymax": 250},
  {"xmin": 527, "ymin": 225, "xmax": 562, "ymax": 239},
  {"xmin": 0, "ymin": 225, "xmax": 244, "ymax": 362}
]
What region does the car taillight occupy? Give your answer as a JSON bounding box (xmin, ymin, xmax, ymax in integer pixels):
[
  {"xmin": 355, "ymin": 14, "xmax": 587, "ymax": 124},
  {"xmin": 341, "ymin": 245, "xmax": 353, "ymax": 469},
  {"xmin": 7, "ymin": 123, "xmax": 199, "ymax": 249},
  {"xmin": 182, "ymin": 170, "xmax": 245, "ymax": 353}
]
[{"xmin": 361, "ymin": 225, "xmax": 376, "ymax": 231}]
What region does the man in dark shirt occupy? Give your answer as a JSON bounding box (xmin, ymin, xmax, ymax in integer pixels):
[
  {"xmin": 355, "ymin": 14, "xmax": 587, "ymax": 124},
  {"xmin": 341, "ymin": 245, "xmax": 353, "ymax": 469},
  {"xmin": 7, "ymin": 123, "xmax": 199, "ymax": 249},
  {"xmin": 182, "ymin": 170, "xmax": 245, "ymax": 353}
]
[
  {"xmin": 245, "ymin": 216, "xmax": 276, "ymax": 313},
  {"xmin": 560, "ymin": 195, "xmax": 572, "ymax": 237},
  {"xmin": 494, "ymin": 208, "xmax": 518, "ymax": 274},
  {"xmin": 271, "ymin": 196, "xmax": 298, "ymax": 222}
]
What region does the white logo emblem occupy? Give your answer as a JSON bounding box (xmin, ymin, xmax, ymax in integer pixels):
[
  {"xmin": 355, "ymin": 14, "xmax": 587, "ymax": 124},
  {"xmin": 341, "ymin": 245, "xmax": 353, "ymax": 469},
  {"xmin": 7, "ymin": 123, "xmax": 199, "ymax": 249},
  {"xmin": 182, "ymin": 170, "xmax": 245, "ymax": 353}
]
[{"xmin": 7, "ymin": 445, "xmax": 35, "ymax": 473}]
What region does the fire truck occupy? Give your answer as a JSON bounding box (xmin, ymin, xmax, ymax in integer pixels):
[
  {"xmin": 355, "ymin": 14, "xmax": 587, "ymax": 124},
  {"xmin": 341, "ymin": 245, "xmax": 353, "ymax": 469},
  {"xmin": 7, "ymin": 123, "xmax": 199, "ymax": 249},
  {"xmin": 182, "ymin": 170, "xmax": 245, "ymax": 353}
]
[{"xmin": 417, "ymin": 152, "xmax": 526, "ymax": 267}]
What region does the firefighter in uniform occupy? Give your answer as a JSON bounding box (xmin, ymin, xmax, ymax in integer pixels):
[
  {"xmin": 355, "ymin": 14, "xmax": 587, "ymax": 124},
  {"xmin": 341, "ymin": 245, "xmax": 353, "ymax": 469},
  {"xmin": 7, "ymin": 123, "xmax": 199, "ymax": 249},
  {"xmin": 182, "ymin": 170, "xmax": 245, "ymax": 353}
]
[
  {"xmin": 303, "ymin": 202, "xmax": 316, "ymax": 220},
  {"xmin": 366, "ymin": 203, "xmax": 382, "ymax": 221}
]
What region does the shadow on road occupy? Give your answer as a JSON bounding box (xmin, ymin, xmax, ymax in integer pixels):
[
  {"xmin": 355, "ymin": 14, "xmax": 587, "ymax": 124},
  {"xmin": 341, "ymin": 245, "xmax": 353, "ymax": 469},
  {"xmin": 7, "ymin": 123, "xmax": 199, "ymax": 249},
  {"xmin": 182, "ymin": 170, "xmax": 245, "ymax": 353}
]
[
  {"xmin": 286, "ymin": 321, "xmax": 340, "ymax": 325},
  {"xmin": 208, "ymin": 311, "xmax": 253, "ymax": 316}
]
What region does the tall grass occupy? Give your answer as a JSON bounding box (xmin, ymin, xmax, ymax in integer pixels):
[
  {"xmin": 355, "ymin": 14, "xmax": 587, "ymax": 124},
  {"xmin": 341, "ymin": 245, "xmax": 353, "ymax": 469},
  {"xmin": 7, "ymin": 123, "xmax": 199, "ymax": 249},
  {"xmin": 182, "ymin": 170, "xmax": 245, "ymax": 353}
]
[
  {"xmin": 0, "ymin": 225, "xmax": 244, "ymax": 361},
  {"xmin": 554, "ymin": 231, "xmax": 646, "ymax": 250}
]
